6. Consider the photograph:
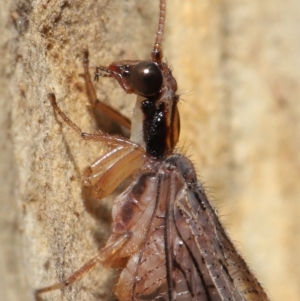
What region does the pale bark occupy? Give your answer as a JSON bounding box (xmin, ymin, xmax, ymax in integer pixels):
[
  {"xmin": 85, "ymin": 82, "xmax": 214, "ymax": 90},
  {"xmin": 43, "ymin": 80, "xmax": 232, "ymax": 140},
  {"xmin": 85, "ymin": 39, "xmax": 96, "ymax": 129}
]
[{"xmin": 0, "ymin": 1, "xmax": 299, "ymax": 301}]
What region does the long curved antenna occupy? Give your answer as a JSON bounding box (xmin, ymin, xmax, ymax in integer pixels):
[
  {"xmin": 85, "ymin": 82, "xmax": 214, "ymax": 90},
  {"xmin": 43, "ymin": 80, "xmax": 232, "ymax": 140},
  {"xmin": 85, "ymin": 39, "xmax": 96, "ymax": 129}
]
[{"xmin": 151, "ymin": 0, "xmax": 166, "ymax": 63}]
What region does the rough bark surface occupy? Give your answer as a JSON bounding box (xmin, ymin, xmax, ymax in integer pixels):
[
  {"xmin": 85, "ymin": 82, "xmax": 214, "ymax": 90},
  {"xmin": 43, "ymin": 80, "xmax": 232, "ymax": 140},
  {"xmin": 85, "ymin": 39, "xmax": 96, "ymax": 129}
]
[{"xmin": 0, "ymin": 1, "xmax": 299, "ymax": 301}]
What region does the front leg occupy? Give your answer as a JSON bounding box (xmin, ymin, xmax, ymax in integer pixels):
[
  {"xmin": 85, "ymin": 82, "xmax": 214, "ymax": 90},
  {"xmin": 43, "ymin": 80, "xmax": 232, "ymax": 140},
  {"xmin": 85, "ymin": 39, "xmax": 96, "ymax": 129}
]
[{"xmin": 83, "ymin": 49, "xmax": 131, "ymax": 130}]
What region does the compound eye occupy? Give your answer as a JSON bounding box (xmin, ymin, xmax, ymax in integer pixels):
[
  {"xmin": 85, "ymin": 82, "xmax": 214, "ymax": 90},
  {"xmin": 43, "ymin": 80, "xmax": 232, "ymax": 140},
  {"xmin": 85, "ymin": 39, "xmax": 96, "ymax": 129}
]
[{"xmin": 130, "ymin": 61, "xmax": 163, "ymax": 96}]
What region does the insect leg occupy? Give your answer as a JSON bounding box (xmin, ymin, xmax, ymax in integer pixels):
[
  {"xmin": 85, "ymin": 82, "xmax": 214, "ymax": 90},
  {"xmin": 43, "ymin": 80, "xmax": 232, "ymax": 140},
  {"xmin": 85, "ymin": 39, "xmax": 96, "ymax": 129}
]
[
  {"xmin": 83, "ymin": 49, "xmax": 131, "ymax": 130},
  {"xmin": 49, "ymin": 93, "xmax": 136, "ymax": 147},
  {"xmin": 83, "ymin": 144, "xmax": 145, "ymax": 199},
  {"xmin": 34, "ymin": 231, "xmax": 131, "ymax": 301}
]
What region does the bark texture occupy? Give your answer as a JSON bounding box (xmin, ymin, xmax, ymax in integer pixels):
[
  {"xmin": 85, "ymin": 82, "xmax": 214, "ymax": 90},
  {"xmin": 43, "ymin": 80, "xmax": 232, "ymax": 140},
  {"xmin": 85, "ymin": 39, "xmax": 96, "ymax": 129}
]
[{"xmin": 0, "ymin": 1, "xmax": 299, "ymax": 301}]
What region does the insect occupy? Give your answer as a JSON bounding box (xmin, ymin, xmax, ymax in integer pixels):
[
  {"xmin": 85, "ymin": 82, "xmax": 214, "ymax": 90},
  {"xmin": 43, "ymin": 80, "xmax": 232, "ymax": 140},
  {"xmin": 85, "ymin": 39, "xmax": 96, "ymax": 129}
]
[{"xmin": 35, "ymin": 0, "xmax": 270, "ymax": 300}]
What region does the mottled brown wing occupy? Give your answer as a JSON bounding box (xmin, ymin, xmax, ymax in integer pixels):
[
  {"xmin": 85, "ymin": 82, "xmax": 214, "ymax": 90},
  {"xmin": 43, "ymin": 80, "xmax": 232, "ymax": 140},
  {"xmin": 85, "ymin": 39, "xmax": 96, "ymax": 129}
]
[
  {"xmin": 172, "ymin": 179, "xmax": 243, "ymax": 300},
  {"xmin": 115, "ymin": 171, "xmax": 173, "ymax": 301},
  {"xmin": 171, "ymin": 155, "xmax": 269, "ymax": 301},
  {"xmin": 111, "ymin": 155, "xmax": 269, "ymax": 301}
]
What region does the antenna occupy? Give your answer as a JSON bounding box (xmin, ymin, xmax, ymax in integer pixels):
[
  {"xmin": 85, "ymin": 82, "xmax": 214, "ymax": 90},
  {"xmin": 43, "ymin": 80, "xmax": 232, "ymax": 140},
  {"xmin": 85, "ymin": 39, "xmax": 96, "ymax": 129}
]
[{"xmin": 151, "ymin": 0, "xmax": 166, "ymax": 63}]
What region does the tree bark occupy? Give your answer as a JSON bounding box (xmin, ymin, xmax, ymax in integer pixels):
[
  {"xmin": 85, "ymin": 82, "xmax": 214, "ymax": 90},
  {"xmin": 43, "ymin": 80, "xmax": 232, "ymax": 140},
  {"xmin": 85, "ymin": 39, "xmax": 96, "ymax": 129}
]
[{"xmin": 0, "ymin": 1, "xmax": 299, "ymax": 301}]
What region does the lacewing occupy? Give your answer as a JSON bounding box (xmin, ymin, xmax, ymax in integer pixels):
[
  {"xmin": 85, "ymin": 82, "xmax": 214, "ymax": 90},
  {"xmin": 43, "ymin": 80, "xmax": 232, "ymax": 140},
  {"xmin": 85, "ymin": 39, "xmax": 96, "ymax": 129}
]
[{"xmin": 35, "ymin": 0, "xmax": 270, "ymax": 300}]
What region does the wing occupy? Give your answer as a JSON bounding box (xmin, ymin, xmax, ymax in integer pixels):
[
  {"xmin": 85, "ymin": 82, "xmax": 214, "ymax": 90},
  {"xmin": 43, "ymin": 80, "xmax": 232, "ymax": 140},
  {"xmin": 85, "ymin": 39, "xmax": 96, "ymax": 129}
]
[
  {"xmin": 171, "ymin": 155, "xmax": 269, "ymax": 301},
  {"xmin": 110, "ymin": 155, "xmax": 269, "ymax": 301}
]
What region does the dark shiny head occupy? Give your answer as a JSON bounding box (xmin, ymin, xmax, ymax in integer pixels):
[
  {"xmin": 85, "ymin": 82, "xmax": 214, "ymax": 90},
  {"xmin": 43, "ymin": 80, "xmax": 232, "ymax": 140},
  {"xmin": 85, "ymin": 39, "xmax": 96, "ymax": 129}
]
[
  {"xmin": 129, "ymin": 61, "xmax": 163, "ymax": 97},
  {"xmin": 101, "ymin": 60, "xmax": 163, "ymax": 98}
]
